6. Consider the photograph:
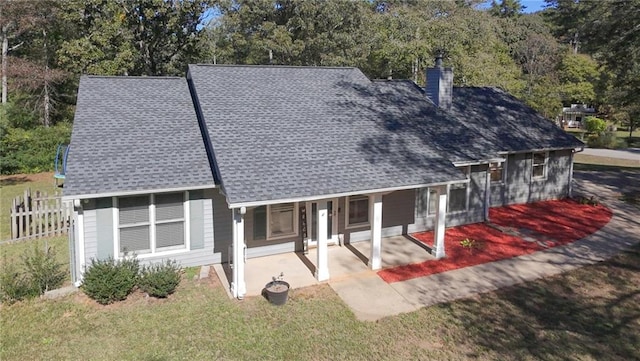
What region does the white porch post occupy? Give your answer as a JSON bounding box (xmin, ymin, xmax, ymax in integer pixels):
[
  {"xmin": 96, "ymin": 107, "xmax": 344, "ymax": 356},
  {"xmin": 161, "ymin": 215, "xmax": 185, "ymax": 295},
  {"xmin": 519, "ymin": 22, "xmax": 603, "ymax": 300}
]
[
  {"xmin": 231, "ymin": 207, "xmax": 247, "ymax": 299},
  {"xmin": 433, "ymin": 187, "xmax": 447, "ymax": 259},
  {"xmin": 369, "ymin": 193, "xmax": 383, "ymax": 270},
  {"xmin": 315, "ymin": 200, "xmax": 330, "ymax": 281},
  {"xmin": 484, "ymin": 169, "xmax": 491, "ymax": 221}
]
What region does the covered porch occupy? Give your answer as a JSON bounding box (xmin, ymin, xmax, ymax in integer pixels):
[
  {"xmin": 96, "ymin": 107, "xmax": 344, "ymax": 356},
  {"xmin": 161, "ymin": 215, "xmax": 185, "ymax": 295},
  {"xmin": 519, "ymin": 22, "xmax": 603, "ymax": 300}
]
[
  {"xmin": 216, "ymin": 234, "xmax": 438, "ymax": 297},
  {"xmin": 226, "ymin": 187, "xmax": 449, "ymax": 299}
]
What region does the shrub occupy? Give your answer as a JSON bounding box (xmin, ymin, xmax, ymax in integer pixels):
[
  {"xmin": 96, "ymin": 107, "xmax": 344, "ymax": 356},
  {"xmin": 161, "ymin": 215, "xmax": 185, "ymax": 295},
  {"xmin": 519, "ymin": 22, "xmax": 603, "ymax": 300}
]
[
  {"xmin": 0, "ymin": 123, "xmax": 71, "ymax": 174},
  {"xmin": 584, "ymin": 116, "xmax": 607, "ymax": 134},
  {"xmin": 81, "ymin": 257, "xmax": 139, "ymax": 305},
  {"xmin": 588, "ymin": 131, "xmax": 618, "ymax": 149},
  {"xmin": 137, "ymin": 260, "xmax": 182, "ymax": 298},
  {"xmin": 0, "ymin": 260, "xmax": 39, "ymax": 304},
  {"xmin": 22, "ymin": 245, "xmax": 67, "ymax": 294}
]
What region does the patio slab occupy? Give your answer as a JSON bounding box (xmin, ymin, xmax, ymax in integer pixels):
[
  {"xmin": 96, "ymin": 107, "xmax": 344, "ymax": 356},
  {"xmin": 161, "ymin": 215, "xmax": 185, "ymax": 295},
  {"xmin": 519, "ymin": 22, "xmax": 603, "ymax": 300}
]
[{"xmin": 329, "ymin": 274, "xmax": 419, "ymax": 321}]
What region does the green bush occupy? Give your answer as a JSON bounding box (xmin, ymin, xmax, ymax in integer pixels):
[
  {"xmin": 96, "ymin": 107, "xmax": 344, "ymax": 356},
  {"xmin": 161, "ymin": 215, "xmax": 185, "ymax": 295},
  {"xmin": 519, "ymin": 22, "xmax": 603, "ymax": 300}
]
[
  {"xmin": 138, "ymin": 260, "xmax": 182, "ymax": 298},
  {"xmin": 584, "ymin": 116, "xmax": 607, "ymax": 134},
  {"xmin": 22, "ymin": 245, "xmax": 67, "ymax": 294},
  {"xmin": 81, "ymin": 257, "xmax": 139, "ymax": 305},
  {"xmin": 588, "ymin": 131, "xmax": 618, "ymax": 149},
  {"xmin": 0, "ymin": 259, "xmax": 39, "ymax": 304},
  {"xmin": 0, "ymin": 123, "xmax": 72, "ymax": 174}
]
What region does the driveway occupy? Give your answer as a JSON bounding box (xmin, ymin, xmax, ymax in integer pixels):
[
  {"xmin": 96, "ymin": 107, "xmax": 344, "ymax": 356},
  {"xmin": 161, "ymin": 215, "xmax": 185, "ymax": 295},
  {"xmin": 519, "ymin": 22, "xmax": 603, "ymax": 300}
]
[{"xmin": 581, "ymin": 147, "xmax": 640, "ymax": 161}]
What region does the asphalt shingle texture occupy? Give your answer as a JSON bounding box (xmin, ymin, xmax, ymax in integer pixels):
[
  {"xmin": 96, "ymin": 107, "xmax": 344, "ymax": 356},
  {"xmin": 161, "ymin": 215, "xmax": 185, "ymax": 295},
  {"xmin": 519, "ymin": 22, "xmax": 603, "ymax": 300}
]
[
  {"xmin": 64, "ymin": 76, "xmax": 214, "ymax": 197},
  {"xmin": 188, "ymin": 65, "xmax": 467, "ymax": 206}
]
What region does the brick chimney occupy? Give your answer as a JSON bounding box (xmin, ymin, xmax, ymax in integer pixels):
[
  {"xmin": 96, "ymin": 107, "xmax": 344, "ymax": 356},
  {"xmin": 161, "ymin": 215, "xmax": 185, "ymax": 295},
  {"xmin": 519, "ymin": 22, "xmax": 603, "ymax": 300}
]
[{"xmin": 425, "ymin": 54, "xmax": 453, "ymax": 110}]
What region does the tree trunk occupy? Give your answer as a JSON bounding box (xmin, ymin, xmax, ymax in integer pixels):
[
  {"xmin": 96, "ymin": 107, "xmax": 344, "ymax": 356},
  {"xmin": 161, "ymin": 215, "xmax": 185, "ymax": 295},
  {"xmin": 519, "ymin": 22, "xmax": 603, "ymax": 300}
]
[
  {"xmin": 42, "ymin": 29, "xmax": 50, "ymax": 127},
  {"xmin": 2, "ymin": 32, "xmax": 8, "ymax": 105}
]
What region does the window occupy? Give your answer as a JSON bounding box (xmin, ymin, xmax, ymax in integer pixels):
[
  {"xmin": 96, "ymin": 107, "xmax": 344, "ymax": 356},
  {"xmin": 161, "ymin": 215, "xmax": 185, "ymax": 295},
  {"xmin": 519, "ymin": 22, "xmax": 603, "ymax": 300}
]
[
  {"xmin": 117, "ymin": 192, "xmax": 186, "ymax": 255},
  {"xmin": 489, "ymin": 162, "xmax": 504, "ymax": 183},
  {"xmin": 532, "ymin": 152, "xmax": 547, "ymax": 179},
  {"xmin": 252, "ymin": 203, "xmax": 298, "ymax": 240},
  {"xmin": 448, "ymin": 166, "xmax": 469, "ymax": 213},
  {"xmin": 269, "ymin": 203, "xmax": 296, "ymax": 238},
  {"xmin": 346, "ymin": 195, "xmax": 369, "ymax": 227},
  {"xmin": 448, "ymin": 183, "xmax": 467, "ymax": 212}
]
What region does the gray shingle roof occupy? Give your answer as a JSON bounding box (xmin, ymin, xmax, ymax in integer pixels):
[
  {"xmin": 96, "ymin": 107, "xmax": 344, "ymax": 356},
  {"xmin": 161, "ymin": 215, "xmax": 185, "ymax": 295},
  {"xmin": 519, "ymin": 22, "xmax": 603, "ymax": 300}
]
[
  {"xmin": 450, "ymin": 87, "xmax": 583, "ymax": 156},
  {"xmin": 188, "ymin": 65, "xmax": 466, "ymax": 206},
  {"xmin": 64, "ymin": 76, "xmax": 215, "ymax": 198},
  {"xmin": 369, "ymin": 81, "xmax": 584, "ymax": 164}
]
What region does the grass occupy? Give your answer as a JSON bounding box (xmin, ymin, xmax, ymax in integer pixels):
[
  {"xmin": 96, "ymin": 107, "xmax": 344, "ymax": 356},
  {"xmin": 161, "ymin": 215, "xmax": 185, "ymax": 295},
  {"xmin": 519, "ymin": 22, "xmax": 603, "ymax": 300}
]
[
  {"xmin": 0, "ymin": 172, "xmax": 59, "ymax": 241},
  {"xmin": 566, "ymin": 128, "xmax": 640, "ymax": 148},
  {"xmin": 1, "ymin": 243, "xmax": 638, "ymax": 360},
  {"xmin": 0, "ymin": 236, "xmax": 69, "ymax": 272},
  {"xmin": 574, "ymin": 154, "xmax": 640, "ymax": 169}
]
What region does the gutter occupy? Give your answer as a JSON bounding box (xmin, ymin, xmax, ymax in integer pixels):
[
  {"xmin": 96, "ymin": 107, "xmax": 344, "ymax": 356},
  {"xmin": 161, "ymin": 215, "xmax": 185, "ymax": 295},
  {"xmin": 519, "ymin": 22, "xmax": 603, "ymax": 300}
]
[
  {"xmin": 61, "ymin": 184, "xmax": 217, "ymax": 202},
  {"xmin": 226, "ymin": 178, "xmax": 469, "ymax": 209}
]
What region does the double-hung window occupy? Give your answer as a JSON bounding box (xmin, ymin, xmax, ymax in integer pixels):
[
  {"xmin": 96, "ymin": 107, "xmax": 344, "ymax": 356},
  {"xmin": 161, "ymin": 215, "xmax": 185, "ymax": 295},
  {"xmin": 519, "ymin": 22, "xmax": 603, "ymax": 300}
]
[
  {"xmin": 489, "ymin": 162, "xmax": 504, "ymax": 183},
  {"xmin": 448, "ymin": 166, "xmax": 469, "ymax": 213},
  {"xmin": 253, "ymin": 203, "xmax": 298, "ymax": 240},
  {"xmin": 118, "ymin": 192, "xmax": 186, "ymax": 255},
  {"xmin": 532, "ymin": 152, "xmax": 548, "ymax": 179},
  {"xmin": 346, "ymin": 195, "xmax": 369, "ymax": 227}
]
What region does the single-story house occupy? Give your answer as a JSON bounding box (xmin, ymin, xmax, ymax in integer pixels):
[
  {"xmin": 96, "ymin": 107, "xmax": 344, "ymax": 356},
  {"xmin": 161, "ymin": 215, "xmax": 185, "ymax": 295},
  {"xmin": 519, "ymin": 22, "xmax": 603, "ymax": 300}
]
[
  {"xmin": 63, "ymin": 57, "xmax": 583, "ymax": 299},
  {"xmin": 561, "ymin": 103, "xmax": 596, "ymax": 128}
]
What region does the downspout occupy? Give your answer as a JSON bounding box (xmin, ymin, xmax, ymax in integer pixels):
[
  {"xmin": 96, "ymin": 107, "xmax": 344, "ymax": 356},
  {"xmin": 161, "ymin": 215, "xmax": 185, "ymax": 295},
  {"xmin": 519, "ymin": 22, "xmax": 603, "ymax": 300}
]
[
  {"xmin": 484, "ymin": 166, "xmax": 491, "ymax": 222},
  {"xmin": 569, "ymin": 146, "xmax": 584, "ymax": 198}
]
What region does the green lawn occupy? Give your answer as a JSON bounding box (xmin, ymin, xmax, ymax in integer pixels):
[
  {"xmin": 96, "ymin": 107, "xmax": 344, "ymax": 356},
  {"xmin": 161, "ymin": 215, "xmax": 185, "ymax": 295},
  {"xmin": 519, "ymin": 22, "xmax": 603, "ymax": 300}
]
[
  {"xmin": 1, "ymin": 243, "xmax": 638, "ymax": 360},
  {"xmin": 566, "ymin": 128, "xmax": 640, "ymax": 148},
  {"xmin": 0, "ymin": 173, "xmax": 59, "ymax": 241}
]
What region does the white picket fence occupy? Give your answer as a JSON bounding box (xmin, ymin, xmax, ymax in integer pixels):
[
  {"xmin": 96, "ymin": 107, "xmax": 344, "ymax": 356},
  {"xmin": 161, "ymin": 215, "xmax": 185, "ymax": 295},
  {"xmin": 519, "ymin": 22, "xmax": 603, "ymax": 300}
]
[{"xmin": 9, "ymin": 188, "xmax": 73, "ymax": 241}]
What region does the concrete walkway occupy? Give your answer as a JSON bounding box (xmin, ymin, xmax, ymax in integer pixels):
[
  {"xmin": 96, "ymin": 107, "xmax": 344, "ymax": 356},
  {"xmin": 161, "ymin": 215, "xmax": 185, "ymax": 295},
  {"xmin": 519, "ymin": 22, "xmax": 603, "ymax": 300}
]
[
  {"xmin": 328, "ymin": 172, "xmax": 640, "ymax": 321},
  {"xmin": 581, "ymin": 147, "xmax": 640, "ymax": 161}
]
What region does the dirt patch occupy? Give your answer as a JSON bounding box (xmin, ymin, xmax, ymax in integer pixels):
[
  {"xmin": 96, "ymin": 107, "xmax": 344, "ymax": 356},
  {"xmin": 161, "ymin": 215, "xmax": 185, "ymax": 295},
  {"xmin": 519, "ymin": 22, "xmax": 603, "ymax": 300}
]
[{"xmin": 0, "ymin": 172, "xmax": 55, "ymax": 186}]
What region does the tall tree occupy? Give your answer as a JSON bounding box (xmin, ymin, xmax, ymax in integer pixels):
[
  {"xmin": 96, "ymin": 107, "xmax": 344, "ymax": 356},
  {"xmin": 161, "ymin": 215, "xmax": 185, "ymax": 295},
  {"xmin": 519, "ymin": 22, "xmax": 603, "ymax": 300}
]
[
  {"xmin": 489, "ymin": 0, "xmax": 525, "ymax": 18},
  {"xmin": 210, "ymin": 0, "xmax": 373, "ymax": 67},
  {"xmin": 0, "ymin": 0, "xmax": 37, "ymax": 104},
  {"xmin": 58, "ymin": 0, "xmax": 214, "ymax": 76}
]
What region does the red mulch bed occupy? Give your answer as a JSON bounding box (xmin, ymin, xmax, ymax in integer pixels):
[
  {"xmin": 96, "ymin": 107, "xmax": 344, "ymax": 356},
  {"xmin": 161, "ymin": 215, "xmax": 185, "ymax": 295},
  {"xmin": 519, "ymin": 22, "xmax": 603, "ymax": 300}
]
[{"xmin": 377, "ymin": 199, "xmax": 612, "ymax": 283}]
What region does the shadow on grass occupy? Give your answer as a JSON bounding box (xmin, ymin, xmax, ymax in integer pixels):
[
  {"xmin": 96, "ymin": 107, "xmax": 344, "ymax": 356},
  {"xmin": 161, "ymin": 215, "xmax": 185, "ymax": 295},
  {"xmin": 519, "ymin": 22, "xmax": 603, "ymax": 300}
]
[
  {"xmin": 574, "ymin": 163, "xmax": 640, "ymax": 172},
  {"xmin": 436, "ymin": 243, "xmax": 640, "ymax": 360},
  {"xmin": 0, "ymin": 176, "xmax": 30, "ymax": 187}
]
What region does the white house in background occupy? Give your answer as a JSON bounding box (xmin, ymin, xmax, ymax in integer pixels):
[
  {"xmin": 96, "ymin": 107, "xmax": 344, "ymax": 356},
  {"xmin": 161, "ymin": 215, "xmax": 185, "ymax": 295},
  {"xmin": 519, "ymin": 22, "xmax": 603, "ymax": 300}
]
[
  {"xmin": 561, "ymin": 103, "xmax": 596, "ymax": 128},
  {"xmin": 63, "ymin": 57, "xmax": 584, "ymax": 299}
]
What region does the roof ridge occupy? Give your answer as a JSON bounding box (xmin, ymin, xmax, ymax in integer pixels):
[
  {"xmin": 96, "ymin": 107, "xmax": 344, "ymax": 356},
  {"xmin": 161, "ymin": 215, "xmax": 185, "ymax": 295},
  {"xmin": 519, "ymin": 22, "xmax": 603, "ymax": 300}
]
[
  {"xmin": 189, "ymin": 64, "xmax": 358, "ymax": 71},
  {"xmin": 83, "ymin": 75, "xmax": 184, "ymax": 79}
]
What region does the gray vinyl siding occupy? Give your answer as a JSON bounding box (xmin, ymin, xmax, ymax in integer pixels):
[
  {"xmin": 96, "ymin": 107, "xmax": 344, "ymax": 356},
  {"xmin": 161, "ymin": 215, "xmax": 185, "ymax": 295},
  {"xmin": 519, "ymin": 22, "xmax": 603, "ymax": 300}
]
[
  {"xmin": 95, "ymin": 198, "xmax": 114, "ymax": 259},
  {"xmin": 79, "ymin": 189, "xmax": 219, "ymax": 273},
  {"xmin": 189, "ymin": 190, "xmax": 205, "ymax": 250},
  {"xmin": 212, "ymin": 188, "xmax": 232, "ymax": 263},
  {"xmin": 82, "ymin": 199, "xmax": 98, "ymax": 265},
  {"xmin": 446, "ymin": 165, "xmax": 485, "ymax": 227},
  {"xmin": 491, "ymin": 150, "xmax": 572, "ymax": 206},
  {"xmin": 340, "ymin": 190, "xmax": 418, "ymax": 243}
]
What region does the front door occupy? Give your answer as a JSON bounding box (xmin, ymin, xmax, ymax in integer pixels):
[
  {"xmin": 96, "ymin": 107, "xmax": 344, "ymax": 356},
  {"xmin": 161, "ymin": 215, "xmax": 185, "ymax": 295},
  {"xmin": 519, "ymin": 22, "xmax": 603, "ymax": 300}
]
[{"xmin": 306, "ymin": 199, "xmax": 338, "ymax": 247}]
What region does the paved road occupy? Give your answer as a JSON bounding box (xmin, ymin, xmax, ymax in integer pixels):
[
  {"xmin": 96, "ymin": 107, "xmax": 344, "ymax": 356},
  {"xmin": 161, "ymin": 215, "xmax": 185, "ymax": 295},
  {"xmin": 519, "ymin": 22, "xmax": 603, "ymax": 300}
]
[{"xmin": 581, "ymin": 147, "xmax": 640, "ymax": 161}]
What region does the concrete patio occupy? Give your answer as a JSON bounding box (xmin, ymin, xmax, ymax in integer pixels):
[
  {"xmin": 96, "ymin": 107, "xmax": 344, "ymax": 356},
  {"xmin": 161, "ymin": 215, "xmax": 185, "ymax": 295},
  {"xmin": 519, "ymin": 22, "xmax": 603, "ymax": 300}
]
[{"xmin": 214, "ymin": 234, "xmax": 437, "ymax": 297}]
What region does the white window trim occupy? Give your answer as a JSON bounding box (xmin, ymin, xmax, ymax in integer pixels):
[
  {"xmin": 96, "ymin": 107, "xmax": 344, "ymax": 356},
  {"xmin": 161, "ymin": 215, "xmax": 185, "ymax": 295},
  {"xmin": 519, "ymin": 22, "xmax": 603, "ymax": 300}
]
[
  {"xmin": 489, "ymin": 161, "xmax": 506, "ymax": 185},
  {"xmin": 531, "ymin": 151, "xmax": 549, "ymax": 181},
  {"xmin": 447, "ymin": 166, "xmax": 470, "ymax": 214},
  {"xmin": 266, "ymin": 202, "xmax": 299, "ymax": 240},
  {"xmin": 345, "ymin": 195, "xmax": 370, "ymax": 229},
  {"xmin": 114, "ymin": 191, "xmax": 190, "ymax": 259}
]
